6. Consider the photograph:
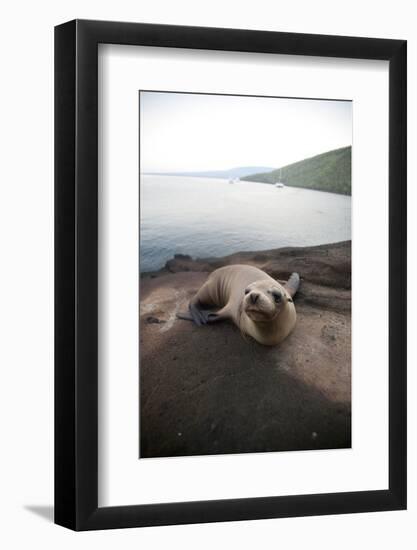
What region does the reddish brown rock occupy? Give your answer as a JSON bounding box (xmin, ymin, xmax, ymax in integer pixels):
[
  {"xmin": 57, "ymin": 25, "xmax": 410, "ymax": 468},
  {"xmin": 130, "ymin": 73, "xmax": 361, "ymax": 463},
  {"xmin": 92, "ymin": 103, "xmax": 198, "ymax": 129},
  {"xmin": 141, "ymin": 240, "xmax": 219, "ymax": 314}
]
[{"xmin": 140, "ymin": 241, "xmax": 351, "ymax": 458}]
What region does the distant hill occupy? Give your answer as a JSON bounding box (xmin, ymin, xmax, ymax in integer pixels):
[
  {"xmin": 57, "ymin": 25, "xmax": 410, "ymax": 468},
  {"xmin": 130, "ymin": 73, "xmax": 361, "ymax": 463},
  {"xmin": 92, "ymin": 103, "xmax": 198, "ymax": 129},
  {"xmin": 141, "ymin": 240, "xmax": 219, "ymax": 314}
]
[
  {"xmin": 146, "ymin": 166, "xmax": 275, "ymax": 180},
  {"xmin": 241, "ymin": 146, "xmax": 352, "ymax": 195}
]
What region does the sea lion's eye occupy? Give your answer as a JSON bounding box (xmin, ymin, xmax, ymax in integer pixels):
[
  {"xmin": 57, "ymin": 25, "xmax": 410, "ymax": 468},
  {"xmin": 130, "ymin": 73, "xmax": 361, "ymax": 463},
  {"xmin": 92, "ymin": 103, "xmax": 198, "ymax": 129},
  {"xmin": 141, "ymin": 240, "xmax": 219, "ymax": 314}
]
[
  {"xmin": 244, "ymin": 288, "xmax": 250, "ymax": 295},
  {"xmin": 273, "ymin": 291, "xmax": 281, "ymax": 303}
]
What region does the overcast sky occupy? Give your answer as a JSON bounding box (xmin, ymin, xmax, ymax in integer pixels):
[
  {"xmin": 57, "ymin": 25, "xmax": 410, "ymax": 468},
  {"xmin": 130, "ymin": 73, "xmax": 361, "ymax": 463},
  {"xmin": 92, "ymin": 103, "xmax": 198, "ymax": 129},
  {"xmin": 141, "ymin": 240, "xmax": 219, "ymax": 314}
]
[{"xmin": 140, "ymin": 91, "xmax": 352, "ymax": 173}]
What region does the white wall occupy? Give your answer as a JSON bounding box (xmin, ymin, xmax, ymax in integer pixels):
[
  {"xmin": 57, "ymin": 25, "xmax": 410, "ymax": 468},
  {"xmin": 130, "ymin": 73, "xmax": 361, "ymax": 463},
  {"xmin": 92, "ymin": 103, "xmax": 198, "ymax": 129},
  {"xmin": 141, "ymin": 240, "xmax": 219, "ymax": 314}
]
[{"xmin": 0, "ymin": 0, "xmax": 415, "ymax": 547}]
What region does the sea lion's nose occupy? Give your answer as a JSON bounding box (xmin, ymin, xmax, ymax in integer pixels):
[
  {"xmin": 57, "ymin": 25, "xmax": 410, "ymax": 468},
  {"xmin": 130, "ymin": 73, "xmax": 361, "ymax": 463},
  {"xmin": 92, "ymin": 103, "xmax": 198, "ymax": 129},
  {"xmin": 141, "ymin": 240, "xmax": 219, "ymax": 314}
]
[{"xmin": 250, "ymin": 292, "xmax": 259, "ymax": 304}]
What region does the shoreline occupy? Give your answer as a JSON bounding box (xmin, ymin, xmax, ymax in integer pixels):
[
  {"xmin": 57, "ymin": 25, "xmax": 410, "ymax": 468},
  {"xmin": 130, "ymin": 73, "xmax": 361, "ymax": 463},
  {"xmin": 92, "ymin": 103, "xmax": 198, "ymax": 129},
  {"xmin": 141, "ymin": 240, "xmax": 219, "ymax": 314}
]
[
  {"xmin": 142, "ymin": 173, "xmax": 352, "ymax": 197},
  {"xmin": 245, "ymin": 179, "xmax": 351, "ymax": 196},
  {"xmin": 141, "ymin": 240, "xmax": 351, "ymax": 291}
]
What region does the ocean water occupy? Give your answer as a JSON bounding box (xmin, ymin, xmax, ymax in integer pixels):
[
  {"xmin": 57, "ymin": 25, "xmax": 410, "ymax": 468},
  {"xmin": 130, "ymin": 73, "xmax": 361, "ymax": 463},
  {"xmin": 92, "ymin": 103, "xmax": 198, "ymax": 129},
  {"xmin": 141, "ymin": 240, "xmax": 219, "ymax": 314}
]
[{"xmin": 140, "ymin": 175, "xmax": 351, "ymax": 272}]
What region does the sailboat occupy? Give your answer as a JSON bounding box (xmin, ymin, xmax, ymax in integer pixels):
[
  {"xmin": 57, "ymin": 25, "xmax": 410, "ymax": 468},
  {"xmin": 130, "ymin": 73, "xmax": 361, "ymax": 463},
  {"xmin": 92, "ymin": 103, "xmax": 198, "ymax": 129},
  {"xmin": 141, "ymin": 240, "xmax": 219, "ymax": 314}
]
[{"xmin": 275, "ymin": 168, "xmax": 285, "ymax": 188}]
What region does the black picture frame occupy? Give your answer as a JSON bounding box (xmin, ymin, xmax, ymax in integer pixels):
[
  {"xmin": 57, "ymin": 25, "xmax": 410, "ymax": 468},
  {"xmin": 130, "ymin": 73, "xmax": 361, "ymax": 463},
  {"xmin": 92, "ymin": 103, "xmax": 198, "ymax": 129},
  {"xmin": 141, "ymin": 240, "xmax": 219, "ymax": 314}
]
[{"xmin": 55, "ymin": 19, "xmax": 407, "ymax": 531}]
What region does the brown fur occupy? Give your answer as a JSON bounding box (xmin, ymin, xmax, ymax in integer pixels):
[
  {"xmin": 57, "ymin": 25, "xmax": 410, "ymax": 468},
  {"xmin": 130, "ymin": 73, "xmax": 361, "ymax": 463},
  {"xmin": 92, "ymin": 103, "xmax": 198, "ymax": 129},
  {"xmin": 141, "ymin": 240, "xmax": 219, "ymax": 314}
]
[{"xmin": 183, "ymin": 265, "xmax": 299, "ymax": 346}]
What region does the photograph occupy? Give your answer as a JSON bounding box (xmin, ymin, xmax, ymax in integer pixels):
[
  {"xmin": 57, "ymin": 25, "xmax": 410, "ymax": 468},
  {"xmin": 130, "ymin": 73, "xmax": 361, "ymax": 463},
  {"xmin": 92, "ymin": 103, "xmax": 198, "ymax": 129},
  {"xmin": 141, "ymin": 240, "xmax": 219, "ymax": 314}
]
[
  {"xmin": 0, "ymin": 0, "xmax": 409, "ymax": 542},
  {"xmin": 139, "ymin": 91, "xmax": 352, "ymax": 459}
]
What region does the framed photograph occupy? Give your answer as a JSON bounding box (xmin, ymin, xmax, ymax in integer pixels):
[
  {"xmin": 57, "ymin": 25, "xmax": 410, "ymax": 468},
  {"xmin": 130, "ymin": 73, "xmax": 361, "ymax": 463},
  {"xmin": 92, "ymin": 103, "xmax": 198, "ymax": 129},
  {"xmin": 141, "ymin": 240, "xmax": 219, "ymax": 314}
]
[{"xmin": 55, "ymin": 20, "xmax": 406, "ymax": 530}]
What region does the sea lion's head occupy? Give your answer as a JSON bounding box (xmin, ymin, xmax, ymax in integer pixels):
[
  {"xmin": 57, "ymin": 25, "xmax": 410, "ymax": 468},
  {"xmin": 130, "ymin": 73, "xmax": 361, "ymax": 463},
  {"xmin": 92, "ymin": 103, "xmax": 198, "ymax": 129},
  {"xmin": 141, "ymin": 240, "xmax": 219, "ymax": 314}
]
[{"xmin": 242, "ymin": 280, "xmax": 289, "ymax": 322}]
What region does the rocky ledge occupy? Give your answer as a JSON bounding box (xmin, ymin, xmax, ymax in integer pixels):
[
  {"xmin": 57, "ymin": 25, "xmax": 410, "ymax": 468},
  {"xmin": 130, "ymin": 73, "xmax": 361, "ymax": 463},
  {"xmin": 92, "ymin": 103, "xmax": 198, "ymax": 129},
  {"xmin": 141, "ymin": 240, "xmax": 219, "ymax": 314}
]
[{"xmin": 140, "ymin": 241, "xmax": 351, "ymax": 458}]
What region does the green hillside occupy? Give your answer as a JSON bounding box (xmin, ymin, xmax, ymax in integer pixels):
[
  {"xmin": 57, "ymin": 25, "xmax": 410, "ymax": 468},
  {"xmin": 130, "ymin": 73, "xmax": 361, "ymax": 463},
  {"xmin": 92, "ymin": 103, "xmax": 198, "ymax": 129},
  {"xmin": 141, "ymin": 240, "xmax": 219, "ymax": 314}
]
[{"xmin": 242, "ymin": 146, "xmax": 351, "ymax": 195}]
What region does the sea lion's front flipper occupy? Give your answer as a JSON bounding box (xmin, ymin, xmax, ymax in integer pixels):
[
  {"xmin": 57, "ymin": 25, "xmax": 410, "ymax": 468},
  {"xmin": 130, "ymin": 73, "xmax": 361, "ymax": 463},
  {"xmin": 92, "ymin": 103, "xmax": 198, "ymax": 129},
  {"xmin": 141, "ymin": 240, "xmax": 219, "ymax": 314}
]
[
  {"xmin": 202, "ymin": 311, "xmax": 223, "ymax": 323},
  {"xmin": 177, "ymin": 304, "xmax": 224, "ymax": 326},
  {"xmin": 176, "ymin": 303, "xmax": 203, "ymax": 326},
  {"xmin": 176, "ymin": 311, "xmax": 194, "ymax": 322},
  {"xmin": 189, "ymin": 304, "xmax": 225, "ymax": 326}
]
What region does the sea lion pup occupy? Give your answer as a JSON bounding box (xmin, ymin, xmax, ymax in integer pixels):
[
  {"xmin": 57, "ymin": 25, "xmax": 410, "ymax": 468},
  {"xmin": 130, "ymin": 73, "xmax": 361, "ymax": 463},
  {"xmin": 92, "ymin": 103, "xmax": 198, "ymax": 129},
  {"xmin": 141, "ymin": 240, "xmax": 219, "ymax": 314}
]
[{"xmin": 177, "ymin": 265, "xmax": 300, "ymax": 346}]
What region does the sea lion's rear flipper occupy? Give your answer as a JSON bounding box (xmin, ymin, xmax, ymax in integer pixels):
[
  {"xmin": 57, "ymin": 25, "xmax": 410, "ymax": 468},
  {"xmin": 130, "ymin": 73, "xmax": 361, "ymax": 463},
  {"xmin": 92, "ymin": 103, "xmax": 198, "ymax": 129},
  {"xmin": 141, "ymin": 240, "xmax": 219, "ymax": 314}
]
[{"xmin": 284, "ymin": 272, "xmax": 300, "ymax": 298}]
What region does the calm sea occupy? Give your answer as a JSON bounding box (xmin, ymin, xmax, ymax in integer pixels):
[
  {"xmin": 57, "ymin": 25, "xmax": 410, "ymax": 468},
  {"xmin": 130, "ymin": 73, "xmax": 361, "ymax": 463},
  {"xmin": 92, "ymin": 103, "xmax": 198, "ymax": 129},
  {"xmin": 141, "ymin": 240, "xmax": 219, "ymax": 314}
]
[{"xmin": 140, "ymin": 175, "xmax": 351, "ymax": 272}]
